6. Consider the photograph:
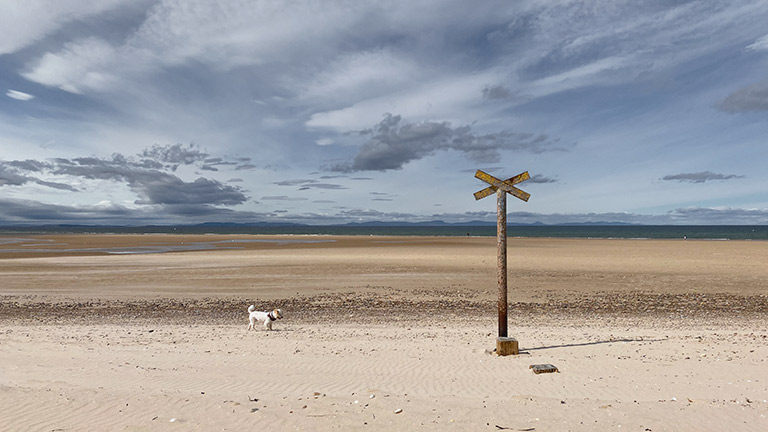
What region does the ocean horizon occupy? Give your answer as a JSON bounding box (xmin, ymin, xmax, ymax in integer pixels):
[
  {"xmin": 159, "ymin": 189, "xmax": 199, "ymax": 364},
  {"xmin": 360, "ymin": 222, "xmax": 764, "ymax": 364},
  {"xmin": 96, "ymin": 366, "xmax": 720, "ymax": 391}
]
[{"xmin": 2, "ymin": 224, "xmax": 768, "ymax": 241}]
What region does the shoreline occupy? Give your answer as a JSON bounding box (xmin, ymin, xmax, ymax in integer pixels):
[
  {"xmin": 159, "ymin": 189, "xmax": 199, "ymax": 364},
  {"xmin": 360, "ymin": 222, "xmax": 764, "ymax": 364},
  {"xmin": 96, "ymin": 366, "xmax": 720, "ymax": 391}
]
[{"xmin": 1, "ymin": 233, "xmax": 766, "ymax": 260}]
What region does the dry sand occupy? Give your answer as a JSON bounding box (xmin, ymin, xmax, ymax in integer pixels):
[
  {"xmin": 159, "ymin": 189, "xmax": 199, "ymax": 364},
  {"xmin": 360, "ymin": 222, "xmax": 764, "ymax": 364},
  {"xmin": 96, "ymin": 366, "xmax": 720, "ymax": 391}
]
[{"xmin": 1, "ymin": 234, "xmax": 767, "ymax": 431}]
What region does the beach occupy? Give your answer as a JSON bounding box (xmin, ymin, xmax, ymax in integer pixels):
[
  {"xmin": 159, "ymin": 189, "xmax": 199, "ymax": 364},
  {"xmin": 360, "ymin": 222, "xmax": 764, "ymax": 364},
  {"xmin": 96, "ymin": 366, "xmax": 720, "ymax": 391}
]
[{"xmin": 1, "ymin": 235, "xmax": 767, "ymax": 431}]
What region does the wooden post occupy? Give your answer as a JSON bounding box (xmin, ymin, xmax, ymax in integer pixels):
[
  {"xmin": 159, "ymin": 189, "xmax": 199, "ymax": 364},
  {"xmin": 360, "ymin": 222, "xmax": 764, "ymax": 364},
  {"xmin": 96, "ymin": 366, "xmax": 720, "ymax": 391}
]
[
  {"xmin": 497, "ymin": 188, "xmax": 507, "ymax": 338},
  {"xmin": 473, "ymin": 169, "xmax": 530, "ymax": 357}
]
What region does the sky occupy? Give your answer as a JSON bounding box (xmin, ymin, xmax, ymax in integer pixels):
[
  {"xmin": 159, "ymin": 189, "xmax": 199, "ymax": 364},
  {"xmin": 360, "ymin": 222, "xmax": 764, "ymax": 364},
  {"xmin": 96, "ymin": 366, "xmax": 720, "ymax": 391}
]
[{"xmin": 1, "ymin": 0, "xmax": 768, "ymax": 226}]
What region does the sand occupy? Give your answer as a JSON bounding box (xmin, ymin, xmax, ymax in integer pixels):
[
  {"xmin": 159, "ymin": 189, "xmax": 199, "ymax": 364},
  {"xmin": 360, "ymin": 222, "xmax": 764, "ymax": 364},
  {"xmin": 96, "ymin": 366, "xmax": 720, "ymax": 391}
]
[{"xmin": 1, "ymin": 234, "xmax": 767, "ymax": 431}]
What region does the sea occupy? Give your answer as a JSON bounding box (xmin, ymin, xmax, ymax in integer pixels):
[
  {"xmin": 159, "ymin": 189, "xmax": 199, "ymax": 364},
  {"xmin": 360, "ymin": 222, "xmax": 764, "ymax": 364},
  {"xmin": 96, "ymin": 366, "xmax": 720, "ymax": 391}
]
[{"xmin": 2, "ymin": 225, "xmax": 768, "ymax": 240}]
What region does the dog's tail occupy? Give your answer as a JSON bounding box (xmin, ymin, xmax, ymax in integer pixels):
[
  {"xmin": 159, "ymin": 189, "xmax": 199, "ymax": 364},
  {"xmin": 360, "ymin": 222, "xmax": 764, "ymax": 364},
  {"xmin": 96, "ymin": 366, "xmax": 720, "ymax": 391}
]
[{"xmin": 248, "ymin": 304, "xmax": 256, "ymax": 312}]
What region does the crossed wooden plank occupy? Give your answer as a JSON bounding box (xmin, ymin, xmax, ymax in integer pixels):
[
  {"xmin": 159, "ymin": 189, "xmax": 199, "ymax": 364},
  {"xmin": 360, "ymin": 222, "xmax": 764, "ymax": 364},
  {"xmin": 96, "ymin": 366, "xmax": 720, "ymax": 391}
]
[{"xmin": 474, "ymin": 170, "xmax": 531, "ymax": 202}]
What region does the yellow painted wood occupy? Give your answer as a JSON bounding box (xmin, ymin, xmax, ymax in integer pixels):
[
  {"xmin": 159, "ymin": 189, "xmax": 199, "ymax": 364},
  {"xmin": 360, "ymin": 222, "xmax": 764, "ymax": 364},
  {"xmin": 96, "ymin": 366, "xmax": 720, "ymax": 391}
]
[{"xmin": 474, "ymin": 170, "xmax": 531, "ymax": 202}]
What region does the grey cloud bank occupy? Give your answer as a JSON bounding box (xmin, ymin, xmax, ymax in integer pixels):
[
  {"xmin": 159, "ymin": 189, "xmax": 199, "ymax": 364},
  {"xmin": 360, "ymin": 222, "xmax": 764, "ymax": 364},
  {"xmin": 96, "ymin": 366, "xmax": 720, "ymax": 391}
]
[{"xmin": 331, "ymin": 113, "xmax": 564, "ymax": 172}]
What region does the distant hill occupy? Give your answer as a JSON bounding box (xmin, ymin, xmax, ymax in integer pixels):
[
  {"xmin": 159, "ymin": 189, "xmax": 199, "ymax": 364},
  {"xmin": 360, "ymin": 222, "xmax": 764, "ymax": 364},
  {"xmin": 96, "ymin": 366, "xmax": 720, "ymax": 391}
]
[
  {"xmin": 340, "ymin": 220, "xmax": 637, "ymax": 227},
  {"xmin": 0, "ymin": 220, "xmax": 640, "ymax": 229}
]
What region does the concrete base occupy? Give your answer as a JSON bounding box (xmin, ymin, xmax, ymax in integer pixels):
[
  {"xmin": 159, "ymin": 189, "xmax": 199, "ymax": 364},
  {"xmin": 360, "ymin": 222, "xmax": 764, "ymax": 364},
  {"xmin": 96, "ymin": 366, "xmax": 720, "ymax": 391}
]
[{"xmin": 496, "ymin": 337, "xmax": 519, "ymax": 356}]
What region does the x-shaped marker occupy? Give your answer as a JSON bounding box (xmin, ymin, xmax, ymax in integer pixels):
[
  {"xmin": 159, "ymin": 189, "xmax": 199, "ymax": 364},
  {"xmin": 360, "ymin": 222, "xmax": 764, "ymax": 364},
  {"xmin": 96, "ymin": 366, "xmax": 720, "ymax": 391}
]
[{"xmin": 474, "ymin": 170, "xmax": 531, "ymax": 202}]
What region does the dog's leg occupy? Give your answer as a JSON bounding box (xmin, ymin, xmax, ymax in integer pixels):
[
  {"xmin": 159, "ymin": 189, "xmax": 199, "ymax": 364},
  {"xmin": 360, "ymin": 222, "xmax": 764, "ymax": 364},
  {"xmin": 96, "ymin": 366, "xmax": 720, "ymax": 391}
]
[{"xmin": 265, "ymin": 319, "xmax": 272, "ymax": 331}]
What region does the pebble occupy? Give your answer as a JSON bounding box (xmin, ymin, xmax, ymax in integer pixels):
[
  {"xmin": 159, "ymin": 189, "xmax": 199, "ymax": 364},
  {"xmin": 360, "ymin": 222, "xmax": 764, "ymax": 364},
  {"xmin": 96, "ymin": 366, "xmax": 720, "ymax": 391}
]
[{"xmin": 394, "ymin": 408, "xmax": 403, "ymax": 414}]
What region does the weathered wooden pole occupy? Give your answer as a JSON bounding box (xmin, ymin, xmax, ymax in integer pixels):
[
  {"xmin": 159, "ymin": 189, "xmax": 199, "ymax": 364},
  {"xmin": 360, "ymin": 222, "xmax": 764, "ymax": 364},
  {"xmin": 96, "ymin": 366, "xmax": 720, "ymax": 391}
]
[
  {"xmin": 497, "ymin": 188, "xmax": 508, "ymax": 338},
  {"xmin": 473, "ymin": 169, "xmax": 531, "ymax": 356}
]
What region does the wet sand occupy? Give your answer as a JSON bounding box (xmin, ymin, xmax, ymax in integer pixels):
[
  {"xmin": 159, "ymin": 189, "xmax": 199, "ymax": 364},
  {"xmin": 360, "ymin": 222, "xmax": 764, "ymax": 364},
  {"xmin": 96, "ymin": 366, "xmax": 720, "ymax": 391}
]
[{"xmin": 1, "ymin": 235, "xmax": 767, "ymax": 431}]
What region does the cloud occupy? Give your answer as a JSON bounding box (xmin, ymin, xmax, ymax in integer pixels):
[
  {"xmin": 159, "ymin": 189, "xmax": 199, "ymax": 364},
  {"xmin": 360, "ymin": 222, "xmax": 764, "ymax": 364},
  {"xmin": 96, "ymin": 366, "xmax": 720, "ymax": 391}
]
[
  {"xmin": 272, "ymin": 178, "xmax": 348, "ymax": 190},
  {"xmin": 1, "ymin": 162, "xmax": 78, "ymax": 191},
  {"xmin": 0, "ymin": 198, "xmax": 265, "ymax": 226},
  {"xmin": 6, "ymin": 90, "xmax": 35, "ymax": 101},
  {"xmin": 260, "ymin": 196, "xmax": 308, "ymax": 201},
  {"xmin": 0, "ymin": 0, "xmax": 130, "ymax": 55},
  {"xmin": 527, "ymin": 174, "xmax": 558, "ymax": 184},
  {"xmin": 299, "ymin": 48, "xmax": 422, "ymax": 105},
  {"xmin": 482, "ymin": 85, "xmax": 512, "ymax": 100},
  {"xmin": 298, "ymin": 183, "xmax": 347, "ymax": 190},
  {"xmin": 0, "ymin": 198, "xmax": 134, "ymax": 224},
  {"xmin": 22, "ymin": 37, "xmax": 120, "ymax": 94},
  {"xmin": 140, "ymin": 143, "xmax": 209, "ymax": 170},
  {"xmin": 718, "ymin": 79, "xmax": 768, "ymax": 112},
  {"xmin": 49, "ymin": 155, "xmax": 247, "ymax": 206},
  {"xmin": 661, "ymin": 171, "xmax": 745, "ymax": 183},
  {"xmin": 0, "ymin": 165, "xmax": 31, "ymax": 186},
  {"xmin": 1, "ymin": 145, "xmax": 249, "ymax": 207},
  {"xmin": 34, "ymin": 180, "xmax": 79, "ymax": 192},
  {"xmin": 746, "ymin": 34, "xmax": 768, "ymax": 51},
  {"xmin": 20, "ymin": 0, "xmax": 390, "ymax": 96},
  {"xmin": 331, "ymin": 113, "xmax": 564, "ymax": 172},
  {"xmin": 131, "ymin": 176, "xmax": 246, "ymax": 206},
  {"xmin": 6, "ymin": 160, "xmax": 52, "ymax": 172},
  {"xmin": 274, "ymin": 179, "xmax": 316, "ymax": 186}
]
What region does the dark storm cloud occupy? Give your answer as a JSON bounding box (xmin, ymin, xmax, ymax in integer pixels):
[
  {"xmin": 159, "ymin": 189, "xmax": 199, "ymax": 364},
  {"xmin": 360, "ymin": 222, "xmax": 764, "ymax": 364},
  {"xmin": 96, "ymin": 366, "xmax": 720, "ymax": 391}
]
[
  {"xmin": 331, "ymin": 114, "xmax": 564, "ymax": 172},
  {"xmin": 718, "ymin": 79, "xmax": 768, "ymax": 112},
  {"xmin": 661, "ymin": 171, "xmax": 744, "ymax": 183}
]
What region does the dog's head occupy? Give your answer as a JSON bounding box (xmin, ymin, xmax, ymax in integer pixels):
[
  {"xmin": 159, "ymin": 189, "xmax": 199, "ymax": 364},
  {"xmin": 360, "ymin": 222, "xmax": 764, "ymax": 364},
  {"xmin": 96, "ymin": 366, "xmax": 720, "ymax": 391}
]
[
  {"xmin": 248, "ymin": 304, "xmax": 256, "ymax": 313},
  {"xmin": 273, "ymin": 308, "xmax": 283, "ymax": 319}
]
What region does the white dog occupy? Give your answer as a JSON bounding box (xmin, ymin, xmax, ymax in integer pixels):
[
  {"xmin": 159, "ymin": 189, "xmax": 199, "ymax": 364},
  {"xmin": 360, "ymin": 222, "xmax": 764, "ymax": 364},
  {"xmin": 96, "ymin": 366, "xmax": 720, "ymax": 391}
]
[{"xmin": 247, "ymin": 305, "xmax": 283, "ymax": 331}]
